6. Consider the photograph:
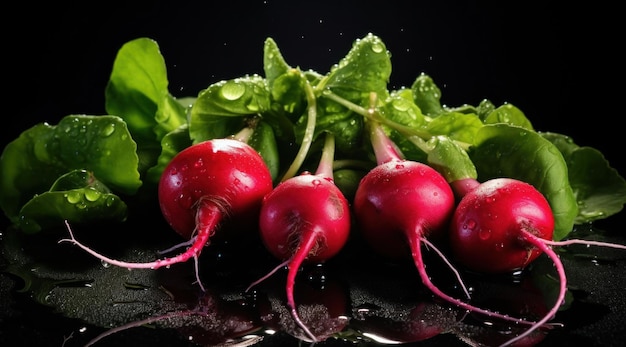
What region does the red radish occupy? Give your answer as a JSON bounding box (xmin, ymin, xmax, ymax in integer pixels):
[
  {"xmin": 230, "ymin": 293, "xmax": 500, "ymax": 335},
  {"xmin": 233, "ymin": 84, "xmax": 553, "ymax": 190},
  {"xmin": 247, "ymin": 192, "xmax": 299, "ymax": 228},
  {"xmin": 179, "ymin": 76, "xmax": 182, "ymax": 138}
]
[
  {"xmin": 249, "ymin": 133, "xmax": 351, "ymax": 342},
  {"xmin": 353, "ymin": 121, "xmax": 545, "ymax": 326},
  {"xmin": 60, "ymin": 137, "xmax": 273, "ymax": 290},
  {"xmin": 450, "ymin": 177, "xmax": 626, "ymax": 346}
]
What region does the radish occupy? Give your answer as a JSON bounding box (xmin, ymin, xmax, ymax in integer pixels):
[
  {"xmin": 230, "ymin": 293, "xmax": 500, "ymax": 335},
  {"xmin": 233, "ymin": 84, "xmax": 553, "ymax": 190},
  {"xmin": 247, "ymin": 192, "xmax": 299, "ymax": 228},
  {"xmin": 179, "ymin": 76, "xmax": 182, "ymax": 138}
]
[
  {"xmin": 450, "ymin": 177, "xmax": 626, "ymax": 346},
  {"xmin": 353, "ymin": 120, "xmax": 548, "ymax": 326},
  {"xmin": 60, "ymin": 134, "xmax": 273, "ymax": 290},
  {"xmin": 248, "ymin": 132, "xmax": 351, "ymax": 342}
]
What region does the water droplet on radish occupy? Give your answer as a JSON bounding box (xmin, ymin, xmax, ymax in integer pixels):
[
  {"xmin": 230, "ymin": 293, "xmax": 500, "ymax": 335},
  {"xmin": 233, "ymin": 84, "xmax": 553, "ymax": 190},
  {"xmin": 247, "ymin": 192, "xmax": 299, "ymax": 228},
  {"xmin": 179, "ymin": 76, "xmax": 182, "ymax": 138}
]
[
  {"xmin": 177, "ymin": 193, "xmax": 194, "ymax": 209},
  {"xmin": 311, "ymin": 179, "xmax": 322, "ymax": 187},
  {"xmin": 464, "ymin": 219, "xmax": 477, "ymax": 230},
  {"xmin": 478, "ymin": 228, "xmax": 491, "ymax": 240},
  {"xmin": 395, "ymin": 164, "xmax": 404, "ymax": 169}
]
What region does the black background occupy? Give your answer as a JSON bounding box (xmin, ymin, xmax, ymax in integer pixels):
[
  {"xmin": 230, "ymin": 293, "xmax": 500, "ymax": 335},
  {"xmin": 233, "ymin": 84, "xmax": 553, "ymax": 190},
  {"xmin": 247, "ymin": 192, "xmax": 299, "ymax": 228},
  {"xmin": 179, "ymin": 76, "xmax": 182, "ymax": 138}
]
[
  {"xmin": 5, "ymin": 1, "xmax": 623, "ymax": 175},
  {"xmin": 2, "ymin": 1, "xmax": 625, "ymax": 346}
]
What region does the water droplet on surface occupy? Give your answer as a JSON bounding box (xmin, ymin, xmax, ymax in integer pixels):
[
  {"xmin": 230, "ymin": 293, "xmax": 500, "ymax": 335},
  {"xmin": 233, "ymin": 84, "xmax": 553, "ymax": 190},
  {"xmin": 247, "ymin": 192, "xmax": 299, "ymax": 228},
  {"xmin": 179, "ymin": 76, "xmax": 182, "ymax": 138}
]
[
  {"xmin": 101, "ymin": 123, "xmax": 115, "ymax": 137},
  {"xmin": 66, "ymin": 191, "xmax": 81, "ymax": 204},
  {"xmin": 371, "ymin": 42, "xmax": 384, "ymax": 53},
  {"xmin": 84, "ymin": 189, "xmax": 101, "ymax": 202},
  {"xmin": 101, "ymin": 260, "xmax": 111, "ymax": 268},
  {"xmin": 220, "ymin": 81, "xmax": 246, "ymax": 100}
]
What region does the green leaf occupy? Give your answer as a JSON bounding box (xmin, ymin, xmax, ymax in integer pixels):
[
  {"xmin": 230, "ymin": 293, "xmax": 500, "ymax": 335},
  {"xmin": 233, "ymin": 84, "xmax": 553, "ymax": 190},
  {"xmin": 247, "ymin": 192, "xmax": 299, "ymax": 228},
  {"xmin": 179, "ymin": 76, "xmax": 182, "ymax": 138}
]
[
  {"xmin": 411, "ymin": 73, "xmax": 444, "ymax": 116},
  {"xmin": 324, "ymin": 33, "xmax": 392, "ymax": 105},
  {"xmin": 426, "ymin": 136, "xmax": 477, "ymax": 183},
  {"xmin": 189, "ymin": 75, "xmax": 271, "ymax": 142},
  {"xmin": 469, "ymin": 124, "xmax": 578, "ymax": 240},
  {"xmin": 104, "ymin": 37, "xmax": 187, "ymax": 175},
  {"xmin": 483, "ymin": 103, "xmax": 534, "ymax": 130},
  {"xmin": 542, "ymin": 132, "xmax": 626, "ymax": 224},
  {"xmin": 0, "ymin": 115, "xmax": 141, "ymax": 226},
  {"xmin": 294, "ymin": 97, "xmax": 364, "ymax": 154},
  {"xmin": 248, "ymin": 120, "xmax": 281, "ymax": 181},
  {"xmin": 17, "ymin": 170, "xmax": 127, "ymax": 233},
  {"xmin": 425, "ymin": 111, "xmax": 483, "ymax": 143},
  {"xmin": 144, "ymin": 124, "xmax": 193, "ymax": 186},
  {"xmin": 269, "ymin": 70, "xmax": 307, "ymax": 122},
  {"xmin": 105, "ymin": 38, "xmax": 168, "ymax": 146},
  {"xmin": 381, "ymin": 89, "xmax": 426, "ymax": 129},
  {"xmin": 263, "ymin": 37, "xmax": 292, "ymax": 88}
]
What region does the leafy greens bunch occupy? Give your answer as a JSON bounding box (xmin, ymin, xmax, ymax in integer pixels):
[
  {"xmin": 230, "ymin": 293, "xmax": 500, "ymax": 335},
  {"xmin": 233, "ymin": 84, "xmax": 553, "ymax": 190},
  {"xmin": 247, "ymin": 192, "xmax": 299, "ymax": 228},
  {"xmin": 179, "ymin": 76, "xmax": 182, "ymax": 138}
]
[{"xmin": 1, "ymin": 34, "xmax": 625, "ymax": 242}]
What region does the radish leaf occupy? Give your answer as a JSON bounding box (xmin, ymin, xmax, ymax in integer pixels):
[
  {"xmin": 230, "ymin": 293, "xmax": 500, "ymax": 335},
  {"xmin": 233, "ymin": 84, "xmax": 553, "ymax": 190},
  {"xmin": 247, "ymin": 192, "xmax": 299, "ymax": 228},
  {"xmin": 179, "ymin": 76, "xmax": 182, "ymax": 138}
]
[
  {"xmin": 469, "ymin": 123, "xmax": 578, "ymax": 240},
  {"xmin": 0, "ymin": 115, "xmax": 141, "ymax": 230}
]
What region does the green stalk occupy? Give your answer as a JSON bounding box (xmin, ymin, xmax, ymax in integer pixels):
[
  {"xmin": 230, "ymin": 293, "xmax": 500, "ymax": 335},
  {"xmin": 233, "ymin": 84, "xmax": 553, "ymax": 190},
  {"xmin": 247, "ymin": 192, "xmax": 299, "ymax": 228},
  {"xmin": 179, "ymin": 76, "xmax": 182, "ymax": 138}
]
[{"xmin": 280, "ymin": 76, "xmax": 317, "ymax": 182}]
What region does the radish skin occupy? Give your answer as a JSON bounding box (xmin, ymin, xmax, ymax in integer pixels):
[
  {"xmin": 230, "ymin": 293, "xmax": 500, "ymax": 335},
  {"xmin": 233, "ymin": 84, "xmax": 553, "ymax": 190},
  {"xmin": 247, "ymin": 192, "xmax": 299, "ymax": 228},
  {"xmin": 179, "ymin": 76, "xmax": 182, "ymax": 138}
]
[
  {"xmin": 60, "ymin": 138, "xmax": 273, "ymax": 290},
  {"xmin": 354, "ymin": 121, "xmax": 548, "ymax": 327},
  {"xmin": 450, "ymin": 177, "xmax": 626, "ymax": 346},
  {"xmin": 252, "ymin": 133, "xmax": 351, "ymax": 342}
]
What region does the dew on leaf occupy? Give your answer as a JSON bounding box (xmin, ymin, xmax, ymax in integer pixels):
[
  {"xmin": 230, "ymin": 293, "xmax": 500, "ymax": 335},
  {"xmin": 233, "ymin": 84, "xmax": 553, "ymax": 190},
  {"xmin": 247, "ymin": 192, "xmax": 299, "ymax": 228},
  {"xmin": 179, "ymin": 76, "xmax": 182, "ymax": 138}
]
[
  {"xmin": 84, "ymin": 189, "xmax": 101, "ymax": 202},
  {"xmin": 220, "ymin": 81, "xmax": 246, "ymax": 100},
  {"xmin": 100, "ymin": 123, "xmax": 115, "ymax": 137},
  {"xmin": 66, "ymin": 191, "xmax": 81, "ymax": 204}
]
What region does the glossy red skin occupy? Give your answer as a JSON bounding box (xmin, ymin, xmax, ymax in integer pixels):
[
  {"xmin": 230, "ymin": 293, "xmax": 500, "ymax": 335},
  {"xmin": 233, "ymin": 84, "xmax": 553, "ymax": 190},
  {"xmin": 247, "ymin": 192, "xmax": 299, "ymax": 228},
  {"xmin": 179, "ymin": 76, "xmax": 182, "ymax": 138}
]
[
  {"xmin": 353, "ymin": 160, "xmax": 455, "ymax": 259},
  {"xmin": 450, "ymin": 178, "xmax": 555, "ymax": 273},
  {"xmin": 158, "ymin": 138, "xmax": 273, "ymax": 240},
  {"xmin": 258, "ymin": 173, "xmax": 351, "ymax": 262}
]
